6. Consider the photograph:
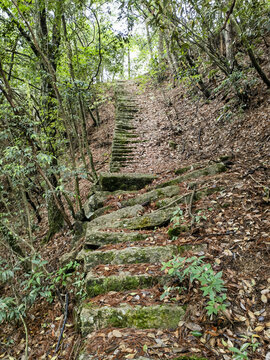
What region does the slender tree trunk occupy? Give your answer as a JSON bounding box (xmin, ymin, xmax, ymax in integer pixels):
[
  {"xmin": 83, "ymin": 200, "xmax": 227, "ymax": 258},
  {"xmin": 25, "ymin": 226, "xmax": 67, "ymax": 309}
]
[
  {"xmin": 146, "ymin": 23, "xmax": 154, "ymax": 61},
  {"xmin": 232, "ymin": 17, "xmax": 270, "ymax": 88},
  {"xmin": 224, "ymin": 22, "xmax": 234, "ymax": 70}
]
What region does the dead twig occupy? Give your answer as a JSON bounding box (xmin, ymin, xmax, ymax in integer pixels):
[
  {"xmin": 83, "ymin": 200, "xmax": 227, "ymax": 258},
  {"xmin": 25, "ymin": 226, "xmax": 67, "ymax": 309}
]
[
  {"xmin": 188, "ymin": 187, "xmax": 196, "ymax": 226},
  {"xmin": 54, "ymin": 293, "xmax": 69, "ymax": 354}
]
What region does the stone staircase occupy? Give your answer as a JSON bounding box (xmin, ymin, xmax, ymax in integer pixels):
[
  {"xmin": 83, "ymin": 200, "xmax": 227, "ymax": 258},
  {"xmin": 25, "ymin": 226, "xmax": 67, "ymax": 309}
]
[
  {"xmin": 75, "ymin": 161, "xmax": 228, "ymax": 359},
  {"xmin": 110, "ymin": 81, "xmax": 140, "ymax": 172}
]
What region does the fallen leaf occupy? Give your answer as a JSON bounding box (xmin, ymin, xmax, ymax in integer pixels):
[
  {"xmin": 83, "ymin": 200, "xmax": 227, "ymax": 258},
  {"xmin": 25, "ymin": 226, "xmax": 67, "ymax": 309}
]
[{"xmin": 185, "ymin": 322, "xmax": 202, "ymax": 331}]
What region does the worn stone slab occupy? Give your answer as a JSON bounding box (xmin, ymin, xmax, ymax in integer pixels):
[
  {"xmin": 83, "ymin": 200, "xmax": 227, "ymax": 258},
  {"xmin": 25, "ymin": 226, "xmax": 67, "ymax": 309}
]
[
  {"xmin": 174, "ymin": 162, "xmax": 204, "ymax": 175},
  {"xmin": 85, "ymin": 272, "xmax": 165, "ymax": 297},
  {"xmin": 82, "ymin": 245, "xmax": 178, "ymax": 270},
  {"xmin": 121, "ymin": 185, "xmax": 180, "ymax": 207},
  {"xmin": 99, "ymin": 173, "xmax": 156, "ymax": 192},
  {"xmin": 80, "ymin": 304, "xmax": 185, "ymax": 335},
  {"xmin": 88, "ymin": 204, "xmax": 143, "ymax": 229},
  {"xmin": 157, "ymin": 163, "xmax": 226, "ymax": 188},
  {"xmin": 112, "ymin": 207, "xmax": 179, "ymax": 230},
  {"xmin": 155, "ymin": 186, "xmax": 222, "ymax": 209},
  {"xmin": 85, "ymin": 230, "xmax": 148, "ymax": 247}
]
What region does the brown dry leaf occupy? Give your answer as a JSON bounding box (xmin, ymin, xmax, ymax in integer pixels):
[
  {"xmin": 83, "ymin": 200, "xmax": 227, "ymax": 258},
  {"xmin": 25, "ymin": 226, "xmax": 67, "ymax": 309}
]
[
  {"xmin": 125, "ymin": 354, "xmax": 135, "ymax": 359},
  {"xmin": 261, "ymin": 294, "xmax": 268, "ymax": 303},
  {"xmin": 248, "ymin": 310, "xmax": 256, "ymax": 321},
  {"xmin": 254, "ymin": 325, "xmax": 264, "ymax": 332},
  {"xmin": 234, "ymin": 314, "xmax": 247, "ymax": 322},
  {"xmin": 185, "ymin": 322, "xmax": 202, "ymax": 331}
]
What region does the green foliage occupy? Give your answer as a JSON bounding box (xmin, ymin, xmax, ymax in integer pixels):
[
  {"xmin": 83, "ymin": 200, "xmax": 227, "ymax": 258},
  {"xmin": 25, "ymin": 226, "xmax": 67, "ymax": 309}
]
[
  {"xmin": 0, "ymin": 256, "xmax": 85, "ymax": 325},
  {"xmin": 161, "ymin": 255, "xmax": 227, "ymax": 316},
  {"xmin": 167, "ymin": 208, "xmax": 185, "ymax": 240},
  {"xmin": 229, "ymin": 335, "xmax": 260, "ymax": 360}
]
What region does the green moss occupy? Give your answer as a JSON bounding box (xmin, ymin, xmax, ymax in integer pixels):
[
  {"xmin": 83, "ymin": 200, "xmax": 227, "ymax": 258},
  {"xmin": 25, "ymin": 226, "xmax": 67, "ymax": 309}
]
[
  {"xmin": 157, "ymin": 163, "xmax": 227, "ymax": 189},
  {"xmin": 168, "ymin": 225, "xmax": 189, "ymax": 239},
  {"xmin": 86, "ymin": 275, "xmax": 159, "ymax": 297},
  {"xmin": 106, "ymin": 305, "xmax": 185, "ymax": 329},
  {"xmin": 175, "ymin": 166, "xmax": 191, "ymax": 175}
]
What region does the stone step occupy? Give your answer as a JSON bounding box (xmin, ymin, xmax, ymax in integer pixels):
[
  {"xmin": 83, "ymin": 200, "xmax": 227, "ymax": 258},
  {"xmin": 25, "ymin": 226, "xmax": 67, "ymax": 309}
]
[
  {"xmin": 81, "ymin": 244, "xmax": 179, "ymax": 270},
  {"xmin": 79, "ymin": 304, "xmax": 185, "ymax": 336},
  {"xmin": 88, "ymin": 204, "xmax": 143, "ymax": 229},
  {"xmin": 99, "ymin": 173, "xmax": 156, "ymax": 191},
  {"xmin": 85, "ymin": 230, "xmax": 148, "ymax": 247},
  {"xmin": 115, "ymin": 125, "xmax": 136, "ymax": 131},
  {"xmin": 113, "ymin": 139, "xmax": 141, "ymax": 144},
  {"xmin": 111, "ymin": 150, "xmax": 134, "ymax": 156},
  {"xmin": 121, "ymin": 185, "xmax": 180, "ymax": 207},
  {"xmin": 111, "ymin": 206, "xmax": 179, "ymax": 230},
  {"xmin": 157, "ymin": 162, "xmax": 226, "ymax": 188},
  {"xmin": 111, "ymin": 157, "xmax": 134, "ymax": 162},
  {"xmin": 85, "ymin": 271, "xmax": 166, "ymax": 297}
]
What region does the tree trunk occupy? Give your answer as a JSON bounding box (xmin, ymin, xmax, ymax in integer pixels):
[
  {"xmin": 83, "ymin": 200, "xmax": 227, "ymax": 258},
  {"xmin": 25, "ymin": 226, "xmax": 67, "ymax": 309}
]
[{"xmin": 224, "ymin": 22, "xmax": 234, "ymax": 70}]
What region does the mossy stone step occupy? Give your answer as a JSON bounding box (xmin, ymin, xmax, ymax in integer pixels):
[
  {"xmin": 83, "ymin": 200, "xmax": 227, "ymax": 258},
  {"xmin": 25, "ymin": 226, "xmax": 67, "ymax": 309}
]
[
  {"xmin": 114, "ymin": 132, "xmax": 138, "ymax": 137},
  {"xmin": 99, "ymin": 173, "xmax": 156, "ymax": 191},
  {"xmin": 85, "ymin": 272, "xmax": 165, "ymax": 297},
  {"xmin": 88, "ymin": 204, "xmax": 143, "ymax": 229},
  {"xmin": 111, "ymin": 157, "xmax": 134, "ymax": 163},
  {"xmin": 112, "ymin": 145, "xmax": 137, "ymax": 150},
  {"xmin": 157, "ymin": 163, "xmax": 226, "ymax": 188},
  {"xmin": 112, "ymin": 206, "xmax": 179, "ymax": 230},
  {"xmin": 121, "ymin": 185, "xmax": 180, "ymax": 207},
  {"xmin": 175, "ymin": 162, "xmax": 204, "ymax": 175},
  {"xmin": 85, "ymin": 230, "xmax": 148, "ymax": 247},
  {"xmin": 80, "ymin": 304, "xmax": 186, "ymax": 335},
  {"xmin": 111, "ymin": 149, "xmax": 134, "ymax": 155},
  {"xmin": 115, "ymin": 125, "xmax": 136, "ymax": 131},
  {"xmin": 81, "ymin": 244, "xmax": 179, "ymax": 270},
  {"xmin": 156, "ymin": 186, "xmax": 222, "ymax": 208}
]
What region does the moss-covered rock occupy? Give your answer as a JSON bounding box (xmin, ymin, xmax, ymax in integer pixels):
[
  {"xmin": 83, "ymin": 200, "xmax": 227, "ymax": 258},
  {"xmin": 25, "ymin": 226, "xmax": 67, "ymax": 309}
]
[
  {"xmin": 99, "ymin": 173, "xmax": 156, "ymax": 192},
  {"xmin": 80, "ymin": 304, "xmax": 185, "ymax": 335},
  {"xmin": 83, "ymin": 191, "xmax": 110, "ymax": 219},
  {"xmin": 85, "ymin": 272, "xmax": 164, "ymax": 297},
  {"xmin": 83, "ymin": 245, "xmax": 178, "ymax": 270},
  {"xmin": 157, "ymin": 163, "xmax": 226, "ymax": 188},
  {"xmin": 167, "ymin": 226, "xmax": 189, "ymax": 238},
  {"xmin": 88, "ymin": 204, "xmax": 144, "ymax": 229},
  {"xmin": 85, "ymin": 230, "xmax": 148, "ymax": 247},
  {"xmin": 121, "ymin": 185, "xmax": 180, "ymax": 207}
]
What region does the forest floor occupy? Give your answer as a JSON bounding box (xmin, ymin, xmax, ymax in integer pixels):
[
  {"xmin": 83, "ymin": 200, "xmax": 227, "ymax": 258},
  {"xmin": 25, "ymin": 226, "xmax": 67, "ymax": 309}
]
[{"xmin": 1, "ymin": 75, "xmax": 270, "ymax": 360}]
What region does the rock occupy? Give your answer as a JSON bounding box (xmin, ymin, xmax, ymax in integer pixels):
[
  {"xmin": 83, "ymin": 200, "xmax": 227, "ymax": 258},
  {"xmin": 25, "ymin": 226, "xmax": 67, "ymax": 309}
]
[
  {"xmin": 72, "ymin": 221, "xmax": 87, "ymax": 244},
  {"xmin": 157, "ymin": 163, "xmax": 226, "ymax": 188},
  {"xmin": 60, "ymin": 249, "xmax": 78, "ymax": 266},
  {"xmin": 84, "ymin": 191, "xmax": 110, "ymax": 219},
  {"xmin": 121, "ymin": 185, "xmax": 180, "ymax": 207},
  {"xmin": 99, "ymin": 173, "xmax": 156, "ymax": 192},
  {"xmin": 79, "ymin": 304, "xmax": 185, "ymax": 335},
  {"xmin": 85, "ymin": 230, "xmax": 148, "ymax": 247},
  {"xmin": 88, "ymin": 204, "xmax": 144, "ymax": 229}
]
